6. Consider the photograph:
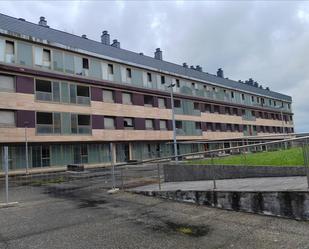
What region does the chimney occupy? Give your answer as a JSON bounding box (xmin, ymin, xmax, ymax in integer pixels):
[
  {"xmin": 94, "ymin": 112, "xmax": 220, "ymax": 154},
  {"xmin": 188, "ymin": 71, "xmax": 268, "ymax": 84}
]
[
  {"xmin": 101, "ymin": 31, "xmax": 110, "ymax": 45},
  {"xmin": 196, "ymin": 65, "xmax": 202, "ymax": 72},
  {"xmin": 190, "ymin": 65, "xmax": 195, "ymax": 70},
  {"xmin": 183, "ymin": 63, "xmax": 188, "ymax": 68},
  {"xmin": 38, "ymin": 16, "xmax": 49, "ymax": 27},
  {"xmin": 217, "ymin": 68, "xmax": 224, "ymax": 78},
  {"xmin": 111, "ymin": 39, "xmax": 120, "ymax": 48},
  {"xmin": 154, "ymin": 48, "xmax": 163, "ymax": 60},
  {"xmin": 139, "ymin": 52, "xmax": 144, "ymax": 55},
  {"xmin": 81, "ymin": 34, "xmax": 87, "ymax": 39}
]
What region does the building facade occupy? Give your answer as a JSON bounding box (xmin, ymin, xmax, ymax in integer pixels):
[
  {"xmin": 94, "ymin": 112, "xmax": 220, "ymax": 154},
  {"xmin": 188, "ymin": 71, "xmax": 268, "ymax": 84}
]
[{"xmin": 0, "ymin": 14, "xmax": 294, "ymax": 170}]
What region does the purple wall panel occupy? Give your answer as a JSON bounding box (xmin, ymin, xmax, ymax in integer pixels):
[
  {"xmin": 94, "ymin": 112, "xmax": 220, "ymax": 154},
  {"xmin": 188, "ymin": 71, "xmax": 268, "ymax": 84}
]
[
  {"xmin": 132, "ymin": 93, "xmax": 144, "ymax": 106},
  {"xmin": 167, "ymin": 120, "xmax": 173, "ymax": 130},
  {"xmin": 114, "ymin": 91, "xmax": 122, "ymax": 104},
  {"xmin": 16, "ymin": 110, "xmax": 35, "ymax": 128},
  {"xmin": 153, "ymin": 96, "xmax": 159, "ymax": 108},
  {"xmin": 166, "ymin": 98, "xmax": 172, "ymax": 109},
  {"xmin": 201, "ymin": 122, "xmax": 207, "ymax": 131},
  {"xmin": 154, "ymin": 119, "xmax": 160, "ymax": 130},
  {"xmin": 134, "ymin": 118, "xmax": 145, "ymax": 130},
  {"xmin": 16, "ymin": 76, "xmax": 34, "ymax": 94},
  {"xmin": 115, "ymin": 116, "xmax": 124, "ymax": 129},
  {"xmin": 92, "ymin": 115, "xmax": 104, "ymax": 129},
  {"xmin": 91, "ymin": 87, "xmax": 102, "ymax": 101}
]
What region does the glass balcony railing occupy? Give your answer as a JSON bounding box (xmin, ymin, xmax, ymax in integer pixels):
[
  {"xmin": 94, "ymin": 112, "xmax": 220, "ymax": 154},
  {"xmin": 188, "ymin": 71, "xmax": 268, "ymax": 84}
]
[
  {"xmin": 36, "ymin": 91, "xmax": 52, "ymax": 101},
  {"xmin": 76, "ymin": 96, "xmax": 90, "ymax": 105},
  {"xmin": 36, "ymin": 124, "xmax": 54, "ymax": 134},
  {"xmin": 78, "ymin": 125, "xmax": 91, "ymax": 134}
]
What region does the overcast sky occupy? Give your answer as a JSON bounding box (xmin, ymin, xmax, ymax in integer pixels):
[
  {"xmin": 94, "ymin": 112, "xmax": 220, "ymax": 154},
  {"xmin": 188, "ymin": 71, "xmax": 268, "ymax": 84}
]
[{"xmin": 0, "ymin": 1, "xmax": 308, "ymax": 132}]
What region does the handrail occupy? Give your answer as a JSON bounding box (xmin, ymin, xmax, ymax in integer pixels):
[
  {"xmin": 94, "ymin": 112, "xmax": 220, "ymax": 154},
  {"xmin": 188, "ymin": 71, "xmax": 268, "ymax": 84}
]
[{"xmin": 116, "ymin": 135, "xmax": 309, "ymax": 168}]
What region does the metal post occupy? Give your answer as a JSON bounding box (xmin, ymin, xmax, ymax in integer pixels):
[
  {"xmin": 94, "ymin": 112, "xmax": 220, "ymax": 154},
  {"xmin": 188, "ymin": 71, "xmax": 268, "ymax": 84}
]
[
  {"xmin": 303, "ymin": 141, "xmax": 309, "ymax": 189},
  {"xmin": 211, "ymin": 153, "xmax": 216, "ymax": 189},
  {"xmin": 4, "ymin": 146, "xmax": 9, "ymax": 204},
  {"xmin": 110, "ymin": 142, "xmax": 116, "ymax": 189},
  {"xmin": 157, "ymin": 163, "xmax": 161, "ymax": 191},
  {"xmin": 169, "ymin": 84, "xmax": 178, "ymax": 162},
  {"xmin": 120, "ymin": 167, "xmax": 124, "ymax": 190},
  {"xmin": 24, "ymin": 124, "xmax": 29, "ymax": 174}
]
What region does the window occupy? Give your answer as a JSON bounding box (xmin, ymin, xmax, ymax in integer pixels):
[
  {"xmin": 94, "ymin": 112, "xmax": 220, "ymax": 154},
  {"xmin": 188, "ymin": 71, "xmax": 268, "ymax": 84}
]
[
  {"xmin": 69, "ymin": 84, "xmax": 90, "ymax": 105},
  {"xmin": 42, "ymin": 49, "xmax": 51, "ymax": 67},
  {"xmin": 215, "ymin": 123, "xmax": 221, "ymax": 131},
  {"xmin": 251, "ymin": 96, "xmax": 255, "ymax": 102},
  {"xmin": 214, "ymin": 105, "xmax": 220, "ymax": 113},
  {"xmin": 145, "ymin": 119, "xmax": 154, "ymax": 130},
  {"xmin": 0, "ymin": 110, "xmax": 15, "ymax": 127},
  {"xmin": 176, "ymin": 79, "xmax": 180, "ymax": 88},
  {"xmin": 108, "ymin": 64, "xmax": 114, "ymax": 74},
  {"xmin": 174, "ymin": 99, "xmax": 181, "ymax": 108},
  {"xmin": 251, "ymin": 110, "xmax": 256, "ymax": 117},
  {"xmin": 231, "ymin": 91, "xmax": 234, "ymax": 98},
  {"xmin": 274, "ymin": 101, "xmax": 277, "ymax": 107},
  {"xmin": 176, "ymin": 121, "xmax": 182, "ymax": 129},
  {"xmin": 5, "ymin": 41, "xmax": 14, "ymax": 63},
  {"xmin": 147, "ymin": 72, "xmax": 152, "ymax": 82},
  {"xmin": 122, "ymin": 92, "xmax": 132, "ymax": 105},
  {"xmin": 225, "ymin": 107, "xmax": 231, "ymax": 115},
  {"xmin": 36, "ymin": 79, "xmax": 52, "ymax": 101},
  {"xmin": 195, "ymin": 122, "xmax": 201, "ymax": 130},
  {"xmin": 36, "ymin": 112, "xmax": 53, "ymax": 134},
  {"xmin": 194, "ymin": 102, "xmax": 200, "ymax": 110},
  {"xmin": 124, "ymin": 117, "xmax": 134, "ymax": 129},
  {"xmin": 144, "ymin": 95, "xmax": 153, "ymax": 107},
  {"xmin": 0, "ymin": 75, "xmax": 14, "ymax": 92},
  {"xmin": 64, "ymin": 53, "xmax": 74, "ymax": 74},
  {"xmin": 241, "ymin": 94, "xmax": 245, "ymax": 101},
  {"xmin": 191, "ymin": 82, "xmax": 195, "ymax": 89},
  {"xmin": 161, "ymin": 75, "xmax": 165, "ymax": 84},
  {"xmin": 158, "ymin": 98, "xmax": 166, "ymax": 108},
  {"xmin": 82, "ymin": 58, "xmax": 89, "ymax": 69},
  {"xmin": 76, "ymin": 85, "xmax": 90, "ymax": 105},
  {"xmin": 159, "ymin": 120, "xmax": 167, "ymax": 130},
  {"xmin": 235, "ymin": 124, "xmax": 240, "ymax": 132},
  {"xmin": 257, "ymin": 97, "xmax": 260, "ymax": 103},
  {"xmin": 205, "ymin": 104, "xmax": 211, "ymax": 112},
  {"xmin": 227, "ymin": 123, "xmax": 232, "ymax": 131},
  {"xmin": 71, "ymin": 114, "xmax": 91, "ymax": 134},
  {"xmin": 103, "ymin": 90, "xmax": 114, "ymax": 103},
  {"xmin": 126, "ymin": 68, "xmax": 132, "ymax": 78},
  {"xmin": 269, "ymin": 99, "xmax": 272, "ymax": 106},
  {"xmin": 104, "ymin": 117, "xmax": 115, "ymax": 129}
]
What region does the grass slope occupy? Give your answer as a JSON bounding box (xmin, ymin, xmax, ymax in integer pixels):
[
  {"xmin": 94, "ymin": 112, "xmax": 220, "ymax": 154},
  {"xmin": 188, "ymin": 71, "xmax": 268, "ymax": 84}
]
[{"xmin": 188, "ymin": 147, "xmax": 304, "ymax": 166}]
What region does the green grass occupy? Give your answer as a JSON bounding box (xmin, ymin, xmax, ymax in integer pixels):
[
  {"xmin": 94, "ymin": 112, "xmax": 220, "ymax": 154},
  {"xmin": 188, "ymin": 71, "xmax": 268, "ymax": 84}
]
[{"xmin": 188, "ymin": 147, "xmax": 304, "ymax": 166}]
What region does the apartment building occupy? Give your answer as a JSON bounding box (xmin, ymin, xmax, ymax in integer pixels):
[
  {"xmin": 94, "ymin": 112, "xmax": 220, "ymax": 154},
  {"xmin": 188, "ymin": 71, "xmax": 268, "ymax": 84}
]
[{"xmin": 0, "ymin": 14, "xmax": 294, "ymax": 170}]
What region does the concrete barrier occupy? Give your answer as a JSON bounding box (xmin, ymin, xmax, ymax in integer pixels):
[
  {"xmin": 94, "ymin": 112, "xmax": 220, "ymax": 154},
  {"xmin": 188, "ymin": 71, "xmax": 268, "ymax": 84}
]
[
  {"xmin": 163, "ymin": 164, "xmax": 306, "ymax": 182},
  {"xmin": 134, "ymin": 190, "xmax": 309, "ymax": 220}
]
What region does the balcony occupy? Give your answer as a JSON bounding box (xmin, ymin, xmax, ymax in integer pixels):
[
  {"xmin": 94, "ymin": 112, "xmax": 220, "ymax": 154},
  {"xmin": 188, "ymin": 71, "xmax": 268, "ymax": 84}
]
[
  {"xmin": 36, "ymin": 91, "xmax": 52, "ymax": 101},
  {"xmin": 78, "ymin": 125, "xmax": 91, "ymax": 134},
  {"xmin": 36, "ymin": 124, "xmax": 54, "ymax": 134},
  {"xmin": 76, "ymin": 96, "xmax": 90, "ymax": 105}
]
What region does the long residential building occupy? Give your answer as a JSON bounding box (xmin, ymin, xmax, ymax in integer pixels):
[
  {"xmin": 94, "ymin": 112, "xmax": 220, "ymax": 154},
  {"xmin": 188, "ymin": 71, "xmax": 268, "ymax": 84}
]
[{"xmin": 0, "ymin": 14, "xmax": 294, "ymax": 170}]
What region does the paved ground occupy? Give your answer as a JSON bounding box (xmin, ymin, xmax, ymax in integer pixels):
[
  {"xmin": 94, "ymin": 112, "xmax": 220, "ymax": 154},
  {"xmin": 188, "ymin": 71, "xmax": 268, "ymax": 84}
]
[
  {"xmin": 133, "ymin": 176, "xmax": 309, "ymax": 192},
  {"xmin": 0, "ymin": 177, "xmax": 309, "ymax": 248}
]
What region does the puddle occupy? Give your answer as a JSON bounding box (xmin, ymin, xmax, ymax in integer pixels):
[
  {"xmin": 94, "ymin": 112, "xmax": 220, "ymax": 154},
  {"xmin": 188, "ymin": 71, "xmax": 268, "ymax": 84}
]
[{"xmin": 152, "ymin": 221, "xmax": 210, "ymax": 237}]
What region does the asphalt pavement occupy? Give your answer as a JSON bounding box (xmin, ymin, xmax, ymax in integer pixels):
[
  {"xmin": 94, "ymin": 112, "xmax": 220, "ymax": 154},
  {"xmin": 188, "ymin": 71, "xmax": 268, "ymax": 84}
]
[{"xmin": 0, "ymin": 176, "xmax": 309, "ymax": 249}]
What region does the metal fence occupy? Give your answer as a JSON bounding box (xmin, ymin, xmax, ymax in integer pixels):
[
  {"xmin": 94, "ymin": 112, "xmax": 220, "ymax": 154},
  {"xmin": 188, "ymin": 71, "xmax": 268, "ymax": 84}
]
[{"xmin": 1, "ymin": 134, "xmax": 309, "ymax": 206}]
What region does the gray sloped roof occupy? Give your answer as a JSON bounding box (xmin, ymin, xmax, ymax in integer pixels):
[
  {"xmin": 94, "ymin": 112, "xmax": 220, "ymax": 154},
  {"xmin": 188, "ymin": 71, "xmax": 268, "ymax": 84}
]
[{"xmin": 0, "ymin": 13, "xmax": 291, "ymax": 102}]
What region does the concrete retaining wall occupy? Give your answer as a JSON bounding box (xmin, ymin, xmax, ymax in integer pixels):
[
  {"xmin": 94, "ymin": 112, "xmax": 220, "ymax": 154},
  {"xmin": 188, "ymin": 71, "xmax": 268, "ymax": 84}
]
[
  {"xmin": 134, "ymin": 190, "xmax": 309, "ymax": 220},
  {"xmin": 163, "ymin": 164, "xmax": 306, "ymax": 182}
]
